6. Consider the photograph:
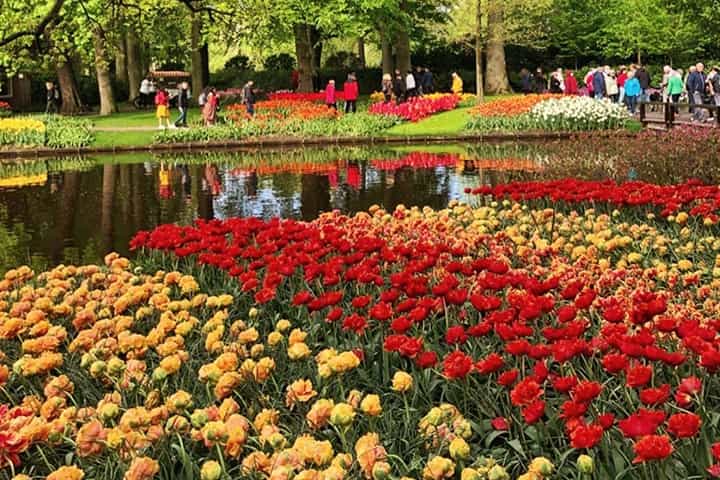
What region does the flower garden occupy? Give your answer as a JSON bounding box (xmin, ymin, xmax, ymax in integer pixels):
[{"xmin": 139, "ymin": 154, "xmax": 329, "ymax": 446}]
[
  {"xmin": 466, "ymin": 96, "xmax": 631, "ymax": 133},
  {"xmin": 1, "ymin": 152, "xmax": 720, "ymax": 479}
]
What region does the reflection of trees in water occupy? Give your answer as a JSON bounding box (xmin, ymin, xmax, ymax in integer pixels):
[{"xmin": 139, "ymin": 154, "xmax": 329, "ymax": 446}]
[
  {"xmin": 53, "ymin": 171, "xmax": 79, "ymax": 265},
  {"xmin": 101, "ymin": 164, "xmax": 116, "ymax": 254},
  {"xmin": 301, "ymin": 174, "xmax": 330, "ymax": 221}
]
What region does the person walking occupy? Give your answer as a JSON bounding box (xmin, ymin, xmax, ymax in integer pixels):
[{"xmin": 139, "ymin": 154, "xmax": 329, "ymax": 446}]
[
  {"xmin": 624, "ymin": 70, "xmax": 641, "ymax": 114},
  {"xmin": 592, "ymin": 68, "xmax": 606, "ymax": 100},
  {"xmin": 343, "ymin": 73, "xmax": 359, "ymax": 113},
  {"xmin": 687, "ymin": 63, "xmax": 707, "ymax": 121},
  {"xmin": 584, "ymin": 69, "xmax": 596, "ymax": 97},
  {"xmin": 174, "ymin": 81, "xmax": 190, "ymax": 128},
  {"xmin": 605, "ymin": 68, "xmax": 619, "ymax": 102},
  {"xmin": 325, "ymin": 79, "xmax": 337, "ymax": 110},
  {"xmin": 685, "ymin": 65, "xmax": 696, "ymax": 113},
  {"xmin": 405, "ymin": 70, "xmax": 417, "ymax": 98},
  {"xmin": 140, "ymin": 76, "xmax": 153, "ymax": 107},
  {"xmin": 635, "ymin": 65, "xmax": 651, "ymax": 102},
  {"xmin": 381, "ymin": 74, "xmax": 393, "ymax": 103},
  {"xmin": 564, "ymin": 70, "xmax": 579, "ymax": 95},
  {"xmin": 393, "ymin": 70, "xmax": 406, "ymax": 104},
  {"xmin": 45, "ymin": 81, "xmax": 59, "ymax": 114},
  {"xmin": 617, "ymin": 67, "xmax": 628, "ymax": 104},
  {"xmin": 414, "ymin": 66, "xmax": 424, "ymax": 96},
  {"xmin": 668, "ymin": 70, "xmax": 683, "ymax": 114},
  {"xmin": 520, "ymin": 68, "xmax": 533, "ymax": 94},
  {"xmin": 661, "ymin": 65, "xmax": 672, "ymax": 103},
  {"xmin": 242, "ymin": 81, "xmax": 255, "ymax": 116},
  {"xmin": 533, "ymin": 68, "xmax": 547, "ymax": 93},
  {"xmin": 550, "ymin": 70, "xmax": 563, "ymax": 93},
  {"xmin": 155, "ymin": 87, "xmax": 171, "ymax": 129},
  {"xmin": 451, "ymin": 72, "xmax": 463, "ymax": 95},
  {"xmin": 421, "ymin": 67, "xmax": 434, "ymax": 94},
  {"xmin": 202, "ymin": 87, "xmax": 218, "ymax": 126},
  {"xmin": 708, "ymin": 66, "xmax": 720, "ymax": 107}
]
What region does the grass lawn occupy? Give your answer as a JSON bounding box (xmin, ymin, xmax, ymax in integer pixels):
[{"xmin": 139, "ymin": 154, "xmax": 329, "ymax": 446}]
[
  {"xmin": 385, "ymin": 107, "xmax": 473, "ymax": 136},
  {"xmin": 88, "ymin": 108, "xmax": 203, "ymax": 128},
  {"xmin": 93, "ymin": 130, "xmax": 158, "ymax": 148}
]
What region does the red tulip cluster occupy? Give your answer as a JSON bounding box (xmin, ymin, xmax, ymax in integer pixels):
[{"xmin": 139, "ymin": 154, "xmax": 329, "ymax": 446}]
[
  {"xmin": 467, "ymin": 178, "xmax": 720, "ymax": 222},
  {"xmin": 131, "ymin": 193, "xmax": 720, "ymax": 474},
  {"xmin": 268, "ymin": 92, "xmax": 347, "ymax": 102},
  {"xmin": 368, "ymin": 95, "xmax": 461, "ymax": 122}
]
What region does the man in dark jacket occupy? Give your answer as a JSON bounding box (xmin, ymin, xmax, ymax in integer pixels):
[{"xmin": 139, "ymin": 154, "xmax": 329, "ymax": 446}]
[
  {"xmin": 413, "ymin": 66, "xmax": 424, "ymax": 95},
  {"xmin": 174, "ymin": 81, "xmax": 190, "ymax": 127},
  {"xmin": 393, "ymin": 70, "xmax": 406, "ymax": 105},
  {"xmin": 592, "ymin": 68, "xmax": 606, "ymax": 99},
  {"xmin": 45, "ymin": 81, "xmax": 59, "ymax": 114},
  {"xmin": 687, "ymin": 63, "xmax": 707, "ymax": 121},
  {"xmin": 422, "ymin": 67, "xmax": 434, "ymax": 94},
  {"xmin": 635, "ymin": 66, "xmax": 651, "ymax": 102}
]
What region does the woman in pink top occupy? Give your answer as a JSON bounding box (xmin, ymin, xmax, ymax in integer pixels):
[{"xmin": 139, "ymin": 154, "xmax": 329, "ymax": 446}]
[{"xmin": 325, "ymin": 80, "xmax": 337, "ymax": 110}]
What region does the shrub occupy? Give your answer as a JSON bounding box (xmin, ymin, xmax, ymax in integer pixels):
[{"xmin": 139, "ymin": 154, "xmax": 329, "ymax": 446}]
[
  {"xmin": 42, "ymin": 115, "xmax": 94, "ymax": 148},
  {"xmin": 154, "ymin": 112, "xmax": 400, "ymax": 144}
]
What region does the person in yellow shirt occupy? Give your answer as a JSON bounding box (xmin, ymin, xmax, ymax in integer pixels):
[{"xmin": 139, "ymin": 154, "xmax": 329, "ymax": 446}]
[{"xmin": 451, "ymin": 72, "xmax": 463, "ymax": 94}]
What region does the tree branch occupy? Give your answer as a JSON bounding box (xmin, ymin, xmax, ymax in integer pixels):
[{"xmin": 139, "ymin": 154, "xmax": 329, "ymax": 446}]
[{"xmin": 0, "ymin": 0, "xmax": 66, "ymax": 47}]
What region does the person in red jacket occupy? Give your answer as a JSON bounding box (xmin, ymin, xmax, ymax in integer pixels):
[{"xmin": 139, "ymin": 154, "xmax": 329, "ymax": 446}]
[
  {"xmin": 564, "ymin": 70, "xmax": 579, "ymax": 95},
  {"xmin": 343, "ymin": 73, "xmax": 359, "ymax": 113},
  {"xmin": 325, "ymin": 79, "xmax": 337, "ymax": 110}
]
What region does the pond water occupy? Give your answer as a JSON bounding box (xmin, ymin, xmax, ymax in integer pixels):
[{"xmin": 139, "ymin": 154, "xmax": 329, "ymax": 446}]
[{"xmin": 0, "ymin": 140, "xmax": 692, "ymax": 272}]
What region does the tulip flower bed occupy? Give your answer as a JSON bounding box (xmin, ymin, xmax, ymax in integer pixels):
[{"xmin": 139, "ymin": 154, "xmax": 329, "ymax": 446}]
[
  {"xmin": 0, "ymin": 101, "xmax": 11, "ymax": 118},
  {"xmin": 369, "ymin": 95, "xmax": 461, "ymax": 122},
  {"xmin": 225, "ymin": 100, "xmax": 341, "ymax": 123},
  {"xmin": 9, "ymin": 175, "xmax": 720, "ymax": 479},
  {"xmin": 466, "ymin": 96, "xmax": 629, "ymax": 133},
  {"xmin": 267, "ymin": 92, "xmax": 348, "ymax": 103},
  {"xmin": 0, "ymin": 116, "xmax": 93, "ymax": 149}
]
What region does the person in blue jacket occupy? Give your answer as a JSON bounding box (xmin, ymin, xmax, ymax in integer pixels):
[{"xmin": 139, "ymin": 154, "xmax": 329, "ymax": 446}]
[
  {"xmin": 624, "ymin": 70, "xmax": 641, "ymax": 114},
  {"xmin": 593, "ymin": 67, "xmax": 607, "ymax": 99}
]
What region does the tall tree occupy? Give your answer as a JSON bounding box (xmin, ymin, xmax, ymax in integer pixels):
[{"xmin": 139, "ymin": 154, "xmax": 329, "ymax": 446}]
[{"xmin": 484, "ymin": 0, "xmax": 509, "ymax": 93}]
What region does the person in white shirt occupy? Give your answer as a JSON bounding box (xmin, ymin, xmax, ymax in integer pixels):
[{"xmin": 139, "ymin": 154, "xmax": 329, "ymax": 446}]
[
  {"xmin": 405, "ymin": 70, "xmax": 417, "ymax": 97},
  {"xmin": 139, "ymin": 76, "xmax": 153, "ymax": 106}
]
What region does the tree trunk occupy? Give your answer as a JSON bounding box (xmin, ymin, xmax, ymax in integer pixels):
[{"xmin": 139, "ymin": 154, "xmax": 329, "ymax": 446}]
[
  {"xmin": 381, "ymin": 31, "xmax": 393, "ymax": 74},
  {"xmin": 484, "ymin": 1, "xmax": 510, "ymax": 94},
  {"xmin": 358, "ymin": 37, "xmax": 366, "ymax": 68},
  {"xmin": 93, "ymin": 28, "xmax": 118, "ymax": 115},
  {"xmin": 126, "ymin": 30, "xmax": 143, "ymax": 101},
  {"xmin": 394, "ymin": 1, "xmax": 411, "ymax": 74},
  {"xmin": 191, "ymin": 14, "xmax": 206, "ymax": 101},
  {"xmin": 201, "ymin": 42, "xmax": 210, "ymax": 86},
  {"xmin": 115, "ymin": 35, "xmax": 128, "ymax": 87},
  {"xmin": 100, "ymin": 164, "xmax": 116, "ymax": 254},
  {"xmin": 56, "ymin": 60, "xmax": 84, "ymax": 114},
  {"xmin": 294, "ymin": 23, "xmax": 314, "ymax": 93},
  {"xmin": 475, "ymin": 25, "xmax": 484, "ymax": 100},
  {"xmin": 310, "ymin": 26, "xmax": 322, "ymax": 91},
  {"xmin": 394, "ymin": 29, "xmax": 411, "ymax": 74}
]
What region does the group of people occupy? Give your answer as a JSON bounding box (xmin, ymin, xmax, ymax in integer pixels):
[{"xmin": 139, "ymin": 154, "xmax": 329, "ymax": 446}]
[
  {"xmin": 381, "ymin": 67, "xmax": 442, "ymax": 105},
  {"xmin": 324, "ymin": 73, "xmax": 359, "ymax": 112},
  {"xmin": 153, "ymin": 82, "xmax": 191, "ymax": 129},
  {"xmin": 583, "ymin": 65, "xmax": 650, "ymax": 114},
  {"xmin": 522, "ymin": 63, "xmax": 720, "ymax": 118},
  {"xmin": 153, "ymin": 79, "xmax": 257, "ymax": 129}
]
